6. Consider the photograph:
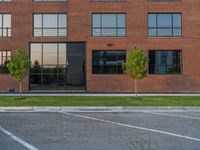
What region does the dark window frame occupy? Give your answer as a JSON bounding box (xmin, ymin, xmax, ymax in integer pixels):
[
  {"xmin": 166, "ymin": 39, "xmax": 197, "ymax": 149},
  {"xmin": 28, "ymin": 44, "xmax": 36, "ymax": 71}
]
[
  {"xmin": 92, "ymin": 13, "xmax": 126, "ymax": 37},
  {"xmin": 92, "ymin": 50, "xmax": 126, "ymax": 75},
  {"xmin": 29, "ymin": 42, "xmax": 68, "ymax": 89},
  {"xmin": 0, "ymin": 50, "xmax": 11, "ymax": 74},
  {"xmin": 148, "ymin": 50, "xmax": 183, "ymax": 75},
  {"xmin": 33, "ymin": 13, "xmax": 67, "ymax": 37},
  {"xmin": 148, "ymin": 13, "xmax": 182, "ymax": 37},
  {"xmin": 0, "ymin": 13, "xmax": 11, "ymax": 37}
]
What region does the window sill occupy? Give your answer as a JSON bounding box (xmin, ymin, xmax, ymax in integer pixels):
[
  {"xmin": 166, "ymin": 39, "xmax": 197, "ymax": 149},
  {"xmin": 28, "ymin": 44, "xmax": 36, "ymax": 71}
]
[
  {"xmin": 0, "ymin": 37, "xmax": 12, "ymax": 38},
  {"xmin": 148, "ymin": 74, "xmax": 183, "ymax": 76},
  {"xmin": 91, "ymin": 36, "xmax": 126, "ymax": 38},
  {"xmin": 148, "ymin": 36, "xmax": 182, "ymax": 39},
  {"xmin": 91, "ymin": 74, "xmax": 126, "ymax": 77},
  {"xmin": 33, "ymin": 36, "xmax": 67, "ymax": 38}
]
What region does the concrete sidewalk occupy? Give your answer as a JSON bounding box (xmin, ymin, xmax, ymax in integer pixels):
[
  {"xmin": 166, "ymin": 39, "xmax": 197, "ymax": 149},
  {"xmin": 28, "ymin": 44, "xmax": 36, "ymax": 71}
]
[
  {"xmin": 0, "ymin": 106, "xmax": 200, "ymax": 112},
  {"xmin": 1, "ymin": 93, "xmax": 200, "ymax": 97}
]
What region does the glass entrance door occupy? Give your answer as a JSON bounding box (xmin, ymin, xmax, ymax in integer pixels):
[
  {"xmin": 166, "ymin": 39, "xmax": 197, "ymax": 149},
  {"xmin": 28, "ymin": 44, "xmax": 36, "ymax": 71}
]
[{"xmin": 66, "ymin": 43, "xmax": 85, "ymax": 88}]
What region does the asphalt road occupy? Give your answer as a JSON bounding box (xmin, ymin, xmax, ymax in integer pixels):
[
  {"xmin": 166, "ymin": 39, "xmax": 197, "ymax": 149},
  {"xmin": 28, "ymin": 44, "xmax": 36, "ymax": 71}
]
[{"xmin": 0, "ymin": 111, "xmax": 200, "ymax": 150}]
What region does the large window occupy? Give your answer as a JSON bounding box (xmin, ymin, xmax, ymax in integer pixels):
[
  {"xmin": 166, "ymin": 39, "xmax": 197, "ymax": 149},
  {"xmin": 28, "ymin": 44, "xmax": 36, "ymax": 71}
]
[
  {"xmin": 92, "ymin": 50, "xmax": 126, "ymax": 74},
  {"xmin": 149, "ymin": 50, "xmax": 182, "ymax": 74},
  {"xmin": 33, "ymin": 14, "xmax": 67, "ymax": 37},
  {"xmin": 92, "ymin": 13, "xmax": 126, "ymax": 37},
  {"xmin": 30, "ymin": 43, "xmax": 67, "ymax": 89},
  {"xmin": 148, "ymin": 13, "xmax": 181, "ymax": 37},
  {"xmin": 0, "ymin": 50, "xmax": 11, "ymax": 74},
  {"xmin": 0, "ymin": 14, "xmax": 11, "ymax": 37},
  {"xmin": 0, "ymin": 0, "xmax": 12, "ymax": 2}
]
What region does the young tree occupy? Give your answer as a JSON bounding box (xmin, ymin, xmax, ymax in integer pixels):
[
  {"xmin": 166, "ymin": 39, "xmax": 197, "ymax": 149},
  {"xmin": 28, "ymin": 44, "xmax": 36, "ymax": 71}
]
[
  {"xmin": 7, "ymin": 50, "xmax": 29, "ymax": 98},
  {"xmin": 123, "ymin": 46, "xmax": 148, "ymax": 97}
]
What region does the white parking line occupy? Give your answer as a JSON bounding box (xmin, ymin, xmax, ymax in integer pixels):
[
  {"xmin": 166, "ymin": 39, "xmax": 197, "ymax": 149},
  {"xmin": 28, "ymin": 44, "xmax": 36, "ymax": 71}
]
[
  {"xmin": 149, "ymin": 112, "xmax": 200, "ymax": 120},
  {"xmin": 0, "ymin": 126, "xmax": 38, "ymax": 150},
  {"xmin": 61, "ymin": 111, "xmax": 200, "ymax": 142}
]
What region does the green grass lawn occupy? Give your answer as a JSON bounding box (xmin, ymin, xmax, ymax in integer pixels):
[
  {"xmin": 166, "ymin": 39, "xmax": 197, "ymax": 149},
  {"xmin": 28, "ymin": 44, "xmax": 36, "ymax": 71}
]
[{"xmin": 0, "ymin": 96, "xmax": 200, "ymax": 106}]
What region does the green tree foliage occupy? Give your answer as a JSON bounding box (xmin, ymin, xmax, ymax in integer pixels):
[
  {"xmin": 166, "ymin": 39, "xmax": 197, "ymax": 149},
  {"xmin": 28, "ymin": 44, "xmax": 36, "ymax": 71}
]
[
  {"xmin": 123, "ymin": 46, "xmax": 148, "ymax": 97},
  {"xmin": 7, "ymin": 50, "xmax": 29, "ymax": 97}
]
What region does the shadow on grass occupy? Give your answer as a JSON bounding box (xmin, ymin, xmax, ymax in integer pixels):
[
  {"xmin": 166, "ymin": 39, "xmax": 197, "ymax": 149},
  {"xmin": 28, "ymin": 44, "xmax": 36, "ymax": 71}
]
[
  {"xmin": 132, "ymin": 97, "xmax": 144, "ymax": 100},
  {"xmin": 14, "ymin": 97, "xmax": 27, "ymax": 100}
]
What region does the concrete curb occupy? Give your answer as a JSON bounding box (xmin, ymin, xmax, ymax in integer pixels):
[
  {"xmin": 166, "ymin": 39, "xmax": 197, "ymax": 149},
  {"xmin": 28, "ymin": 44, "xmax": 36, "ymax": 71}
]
[
  {"xmin": 0, "ymin": 107, "xmax": 200, "ymax": 112},
  {"xmin": 1, "ymin": 93, "xmax": 200, "ymax": 96}
]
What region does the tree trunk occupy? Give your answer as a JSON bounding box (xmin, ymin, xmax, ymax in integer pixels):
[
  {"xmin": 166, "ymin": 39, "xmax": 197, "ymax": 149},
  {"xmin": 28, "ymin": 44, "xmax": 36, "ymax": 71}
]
[
  {"xmin": 19, "ymin": 81, "xmax": 22, "ymax": 98},
  {"xmin": 135, "ymin": 78, "xmax": 137, "ymax": 97}
]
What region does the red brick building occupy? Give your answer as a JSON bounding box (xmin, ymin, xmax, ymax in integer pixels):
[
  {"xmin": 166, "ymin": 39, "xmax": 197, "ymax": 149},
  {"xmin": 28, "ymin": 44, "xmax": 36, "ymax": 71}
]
[{"xmin": 0, "ymin": 0, "xmax": 199, "ymax": 93}]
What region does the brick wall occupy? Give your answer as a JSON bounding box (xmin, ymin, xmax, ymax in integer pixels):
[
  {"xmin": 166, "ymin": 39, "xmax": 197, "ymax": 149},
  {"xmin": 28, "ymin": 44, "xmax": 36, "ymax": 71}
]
[{"xmin": 0, "ymin": 0, "xmax": 199, "ymax": 93}]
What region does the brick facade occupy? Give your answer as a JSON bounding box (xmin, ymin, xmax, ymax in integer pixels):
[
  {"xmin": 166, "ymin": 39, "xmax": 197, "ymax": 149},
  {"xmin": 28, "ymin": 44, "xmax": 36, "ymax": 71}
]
[{"xmin": 0, "ymin": 0, "xmax": 200, "ymax": 93}]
